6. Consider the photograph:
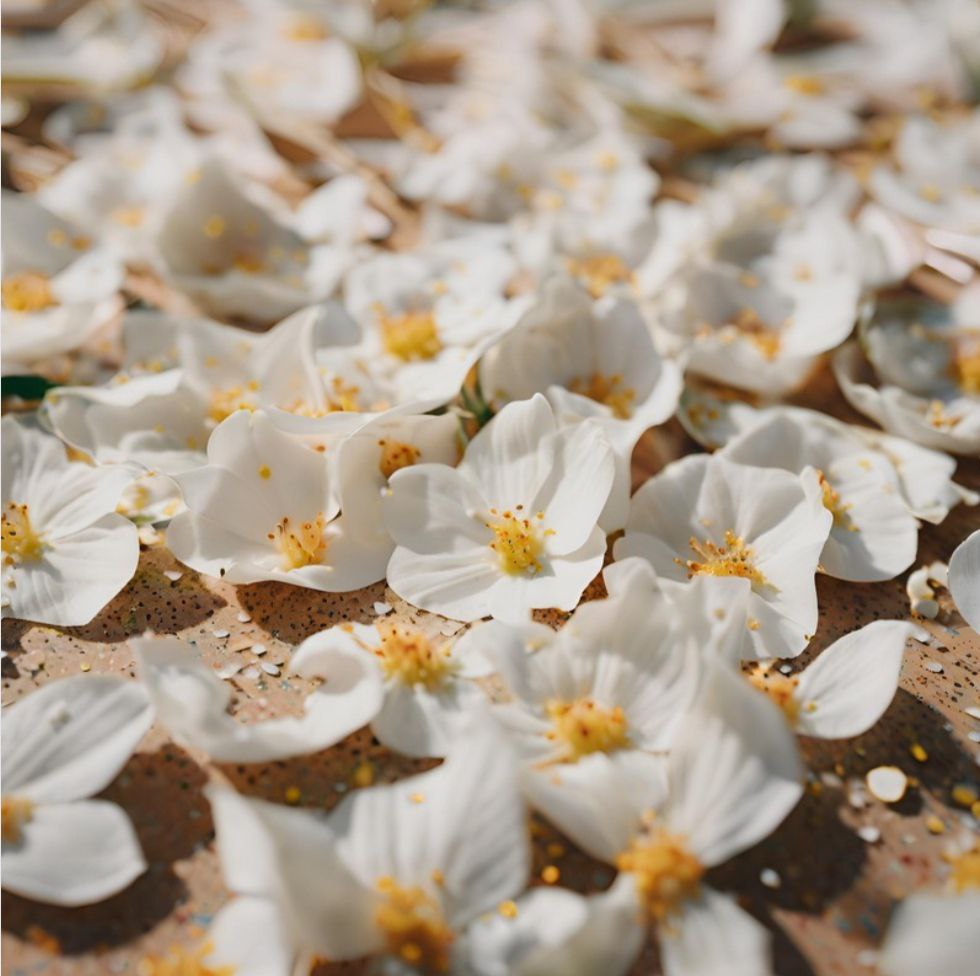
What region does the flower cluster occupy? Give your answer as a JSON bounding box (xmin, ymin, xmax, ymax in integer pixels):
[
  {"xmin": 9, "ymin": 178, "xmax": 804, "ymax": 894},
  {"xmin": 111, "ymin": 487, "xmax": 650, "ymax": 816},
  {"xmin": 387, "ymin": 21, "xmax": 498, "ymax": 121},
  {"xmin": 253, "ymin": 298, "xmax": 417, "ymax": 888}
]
[{"xmin": 2, "ymin": 0, "xmax": 979, "ymax": 974}]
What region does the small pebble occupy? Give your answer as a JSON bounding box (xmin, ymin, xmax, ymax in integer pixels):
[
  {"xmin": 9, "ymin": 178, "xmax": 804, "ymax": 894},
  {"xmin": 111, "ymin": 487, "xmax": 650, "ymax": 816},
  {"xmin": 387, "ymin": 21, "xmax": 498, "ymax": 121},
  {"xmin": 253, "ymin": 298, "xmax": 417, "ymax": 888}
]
[
  {"xmin": 760, "ymin": 868, "xmax": 781, "ymax": 889},
  {"xmin": 867, "ymin": 766, "xmax": 908, "ymax": 803}
]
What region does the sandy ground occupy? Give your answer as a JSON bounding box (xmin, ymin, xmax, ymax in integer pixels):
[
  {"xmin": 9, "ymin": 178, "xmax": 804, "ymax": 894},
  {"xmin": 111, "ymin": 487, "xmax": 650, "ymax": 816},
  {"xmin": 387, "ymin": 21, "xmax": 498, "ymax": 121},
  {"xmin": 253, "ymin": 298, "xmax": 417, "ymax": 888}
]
[{"xmin": 2, "ymin": 361, "xmax": 978, "ymax": 976}]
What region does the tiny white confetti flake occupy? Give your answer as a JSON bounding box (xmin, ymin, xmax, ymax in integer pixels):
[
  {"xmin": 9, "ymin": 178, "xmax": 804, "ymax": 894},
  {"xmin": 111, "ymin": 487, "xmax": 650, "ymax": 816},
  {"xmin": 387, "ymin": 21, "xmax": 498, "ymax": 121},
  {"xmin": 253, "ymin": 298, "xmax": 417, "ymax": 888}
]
[
  {"xmin": 164, "ymin": 570, "xmax": 183, "ymax": 581},
  {"xmin": 243, "ymin": 665, "xmax": 260, "ymax": 679},
  {"xmin": 373, "ymin": 601, "xmax": 392, "ymax": 615},
  {"xmin": 215, "ymin": 662, "xmax": 243, "ymax": 680},
  {"xmin": 856, "ymin": 949, "xmax": 878, "ymax": 967},
  {"xmin": 213, "ymin": 629, "xmax": 231, "ymax": 638},
  {"xmin": 969, "ymin": 732, "xmax": 980, "ymax": 743},
  {"xmin": 867, "ymin": 766, "xmax": 908, "ymax": 803},
  {"xmin": 252, "ymin": 643, "xmax": 267, "ymax": 656},
  {"xmin": 965, "ymin": 706, "xmax": 980, "ymax": 720},
  {"xmin": 261, "ymin": 661, "xmax": 280, "ymax": 676},
  {"xmin": 760, "ymin": 868, "xmax": 781, "ymax": 889},
  {"xmin": 237, "ymin": 611, "xmax": 251, "ymax": 623},
  {"xmin": 778, "ymin": 664, "xmax": 792, "ymax": 675},
  {"xmin": 857, "ymin": 825, "xmax": 881, "ymax": 844},
  {"xmin": 925, "ymin": 661, "xmax": 944, "ymax": 673}
]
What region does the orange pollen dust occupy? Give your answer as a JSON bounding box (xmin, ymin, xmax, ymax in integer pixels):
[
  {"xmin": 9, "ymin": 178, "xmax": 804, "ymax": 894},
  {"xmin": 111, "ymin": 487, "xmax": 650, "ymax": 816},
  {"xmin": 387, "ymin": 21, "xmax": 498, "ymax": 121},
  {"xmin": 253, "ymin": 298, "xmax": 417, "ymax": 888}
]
[
  {"xmin": 486, "ymin": 508, "xmax": 551, "ymax": 575},
  {"xmin": 1, "ymin": 795, "xmax": 35, "ymax": 844},
  {"xmin": 374, "ymin": 620, "xmax": 451, "ymax": 689},
  {"xmin": 136, "ymin": 941, "xmax": 234, "ymax": 976},
  {"xmin": 545, "ymin": 698, "xmax": 630, "ymax": 761},
  {"xmin": 378, "ymin": 439, "xmax": 421, "ymax": 480},
  {"xmin": 2, "ymin": 272, "xmax": 57, "ymax": 313},
  {"xmin": 564, "ymin": 253, "xmax": 635, "ymax": 298},
  {"xmin": 2, "ymin": 503, "xmax": 44, "ymax": 564},
  {"xmin": 947, "ymin": 843, "xmax": 980, "ymax": 893},
  {"xmin": 374, "ymin": 877, "xmax": 455, "ymax": 974},
  {"xmin": 615, "ymin": 828, "xmax": 704, "ymax": 922},
  {"xmin": 269, "ymin": 513, "xmax": 327, "ymax": 570},
  {"xmin": 680, "ymin": 530, "xmax": 769, "ymax": 588},
  {"xmin": 568, "ymin": 371, "xmax": 636, "ymax": 419},
  {"xmin": 744, "ymin": 665, "xmax": 801, "ymax": 725},
  {"xmin": 379, "ymin": 309, "xmax": 443, "ymax": 362}
]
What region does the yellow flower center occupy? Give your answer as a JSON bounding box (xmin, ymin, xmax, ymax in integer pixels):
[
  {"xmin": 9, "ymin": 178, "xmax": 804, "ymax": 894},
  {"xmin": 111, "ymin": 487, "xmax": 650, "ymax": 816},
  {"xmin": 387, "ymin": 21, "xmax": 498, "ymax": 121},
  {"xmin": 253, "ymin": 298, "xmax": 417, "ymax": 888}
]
[
  {"xmin": 374, "ymin": 877, "xmax": 454, "ymax": 974},
  {"xmin": 948, "ymin": 844, "xmax": 980, "ymax": 893},
  {"xmin": 568, "ymin": 372, "xmax": 636, "ymax": 419},
  {"xmin": 269, "ymin": 514, "xmax": 326, "ymax": 570},
  {"xmin": 486, "ymin": 509, "xmax": 550, "ymax": 575},
  {"xmin": 545, "ymin": 698, "xmax": 630, "ymax": 761},
  {"xmin": 1, "ymin": 795, "xmax": 35, "ymax": 844},
  {"xmin": 378, "ymin": 439, "xmax": 421, "ymax": 480},
  {"xmin": 2, "ymin": 272, "xmax": 57, "ymax": 313},
  {"xmin": 616, "ymin": 828, "xmax": 704, "ymax": 922},
  {"xmin": 208, "ymin": 382, "xmax": 260, "ymax": 424},
  {"xmin": 379, "ymin": 310, "xmax": 443, "ymax": 362},
  {"xmin": 136, "ymin": 942, "xmax": 234, "ymax": 976},
  {"xmin": 564, "ymin": 253, "xmax": 635, "ymax": 298},
  {"xmin": 2, "ymin": 503, "xmax": 45, "ymax": 563},
  {"xmin": 744, "ymin": 665, "xmax": 800, "ymax": 725},
  {"xmin": 374, "ymin": 621, "xmax": 451, "ymax": 690},
  {"xmin": 727, "ymin": 307, "xmax": 782, "ymax": 360},
  {"xmin": 681, "ymin": 530, "xmax": 769, "ymax": 588},
  {"xmin": 815, "ymin": 469, "xmax": 856, "ymax": 531}
]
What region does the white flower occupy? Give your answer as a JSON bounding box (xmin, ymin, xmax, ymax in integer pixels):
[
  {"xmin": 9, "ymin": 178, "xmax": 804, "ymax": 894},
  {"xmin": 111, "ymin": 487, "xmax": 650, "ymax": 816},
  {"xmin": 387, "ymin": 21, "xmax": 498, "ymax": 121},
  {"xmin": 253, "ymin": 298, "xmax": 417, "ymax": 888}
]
[
  {"xmin": 542, "ymin": 662, "xmax": 802, "ymax": 976},
  {"xmin": 743, "ymin": 620, "xmax": 919, "ymax": 739},
  {"xmin": 384, "ymin": 395, "xmax": 615, "ymax": 622},
  {"xmin": 878, "ymin": 891, "xmax": 980, "ymax": 976},
  {"xmin": 286, "ymin": 616, "xmax": 493, "ymax": 758},
  {"xmin": 870, "ymin": 112, "xmax": 980, "ymax": 243},
  {"xmin": 1, "ymin": 0, "xmax": 163, "ymax": 91},
  {"xmin": 44, "ymin": 303, "xmax": 356, "ymax": 474},
  {"xmin": 154, "ymin": 159, "xmax": 354, "ymax": 324},
  {"xmin": 722, "ymin": 409, "xmax": 919, "ymax": 581},
  {"xmin": 2, "ymin": 417, "xmax": 139, "ymax": 627},
  {"xmin": 2, "ymin": 192, "xmax": 124, "ymax": 372},
  {"xmin": 480, "ymin": 277, "xmax": 682, "ymax": 529},
  {"xmin": 342, "ymin": 239, "xmax": 527, "ymax": 408},
  {"xmin": 833, "ymin": 292, "xmax": 980, "ymax": 456},
  {"xmin": 2, "ymin": 674, "xmax": 153, "ymax": 905},
  {"xmin": 206, "ymin": 719, "xmax": 528, "ymax": 971},
  {"xmin": 132, "ymin": 635, "xmax": 383, "ymax": 762},
  {"xmin": 949, "ymin": 529, "xmax": 980, "ymax": 632},
  {"xmin": 167, "ymin": 409, "xmax": 390, "ymax": 590},
  {"xmin": 615, "ymin": 453, "xmax": 831, "ymax": 659}
]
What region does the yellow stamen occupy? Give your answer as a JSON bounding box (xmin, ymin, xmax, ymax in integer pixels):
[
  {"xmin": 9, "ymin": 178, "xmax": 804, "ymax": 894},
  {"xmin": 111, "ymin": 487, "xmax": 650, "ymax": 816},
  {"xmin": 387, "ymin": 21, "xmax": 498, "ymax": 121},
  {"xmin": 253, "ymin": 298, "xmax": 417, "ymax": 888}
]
[
  {"xmin": 231, "ymin": 252, "xmax": 265, "ymax": 275},
  {"xmin": 2, "ymin": 272, "xmax": 57, "ymax": 313},
  {"xmin": 681, "ymin": 530, "xmax": 769, "ymax": 588},
  {"xmin": 136, "ymin": 941, "xmax": 234, "ymax": 976},
  {"xmin": 727, "ymin": 307, "xmax": 782, "ymax": 360},
  {"xmin": 379, "ymin": 310, "xmax": 442, "ymax": 362},
  {"xmin": 202, "ymin": 215, "xmax": 226, "ymax": 239},
  {"xmin": 568, "ymin": 372, "xmax": 636, "ymax": 419},
  {"xmin": 374, "ymin": 878, "xmax": 454, "ymax": 974},
  {"xmin": 953, "ymin": 338, "xmax": 980, "ymax": 395},
  {"xmin": 111, "ymin": 206, "xmax": 146, "ymax": 228},
  {"xmin": 564, "ymin": 253, "xmax": 634, "ymax": 298},
  {"xmin": 545, "ymin": 698, "xmax": 630, "ymax": 761},
  {"xmin": 374, "ymin": 621, "xmax": 451, "ymax": 690},
  {"xmin": 616, "ymin": 827, "xmax": 704, "ymax": 922},
  {"xmin": 282, "ymin": 14, "xmax": 327, "ymax": 40},
  {"xmin": 744, "ymin": 665, "xmax": 800, "ymax": 725},
  {"xmin": 486, "ymin": 510, "xmax": 548, "ymax": 575},
  {"xmin": 378, "ymin": 439, "xmax": 421, "ymax": 480},
  {"xmin": 270, "ymin": 514, "xmax": 326, "ymax": 570},
  {"xmin": 783, "ymin": 74, "xmax": 825, "ymax": 96},
  {"xmin": 2, "ymin": 503, "xmax": 44, "ymax": 563},
  {"xmin": 815, "ymin": 469, "xmax": 856, "ymax": 531},
  {"xmin": 208, "ymin": 381, "xmax": 260, "ymax": 424},
  {"xmin": 1, "ymin": 795, "xmax": 34, "ymax": 843}
]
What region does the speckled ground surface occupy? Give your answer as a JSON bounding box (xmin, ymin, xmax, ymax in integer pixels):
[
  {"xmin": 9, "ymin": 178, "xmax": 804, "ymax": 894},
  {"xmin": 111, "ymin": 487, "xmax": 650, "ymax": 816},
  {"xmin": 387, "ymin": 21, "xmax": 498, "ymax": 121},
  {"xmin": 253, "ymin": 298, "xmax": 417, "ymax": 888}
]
[{"xmin": 2, "ymin": 360, "xmax": 978, "ymax": 976}]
